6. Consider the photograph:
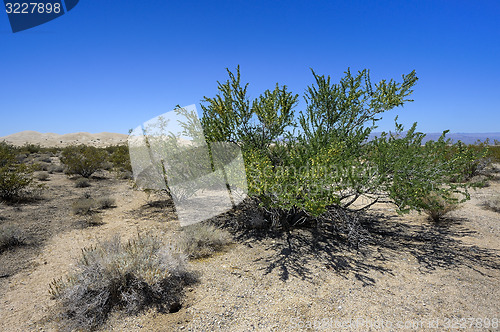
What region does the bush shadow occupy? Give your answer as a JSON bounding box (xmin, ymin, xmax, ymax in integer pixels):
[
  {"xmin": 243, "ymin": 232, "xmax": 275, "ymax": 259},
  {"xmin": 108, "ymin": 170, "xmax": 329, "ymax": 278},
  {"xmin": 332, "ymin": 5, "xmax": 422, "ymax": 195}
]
[{"xmin": 213, "ymin": 201, "xmax": 500, "ymax": 285}]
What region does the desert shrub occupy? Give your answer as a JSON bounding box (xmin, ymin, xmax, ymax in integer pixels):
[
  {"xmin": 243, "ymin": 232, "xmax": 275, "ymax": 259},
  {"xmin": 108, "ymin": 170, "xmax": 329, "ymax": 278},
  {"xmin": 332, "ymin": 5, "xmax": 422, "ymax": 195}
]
[
  {"xmin": 61, "ymin": 145, "xmax": 107, "ymax": 178},
  {"xmin": 0, "ymin": 142, "xmax": 16, "ymax": 167},
  {"xmin": 482, "ymin": 195, "xmax": 500, "ymax": 213},
  {"xmin": 81, "ymin": 214, "xmax": 104, "ymax": 227},
  {"xmin": 47, "ymin": 164, "xmax": 64, "ymax": 174},
  {"xmin": 487, "ymin": 145, "xmax": 500, "ymax": 163},
  {"xmin": 36, "ymin": 162, "xmax": 52, "ymax": 171},
  {"xmin": 117, "ymin": 170, "xmax": 133, "ymax": 180},
  {"xmin": 420, "ymin": 192, "xmax": 460, "ymax": 222},
  {"xmin": 0, "ymin": 224, "xmax": 25, "ymax": 252},
  {"xmin": 107, "ymin": 144, "xmax": 132, "ymax": 172},
  {"xmin": 19, "ymin": 143, "xmax": 41, "ymax": 154},
  {"xmin": 36, "ymin": 154, "xmax": 53, "ymax": 164},
  {"xmin": 0, "ymin": 163, "xmax": 41, "ymax": 202},
  {"xmin": 200, "ymin": 66, "xmax": 474, "ymax": 237},
  {"xmin": 447, "ymin": 141, "xmax": 489, "ymax": 182},
  {"xmin": 178, "ymin": 223, "xmax": 232, "ymax": 259},
  {"xmin": 370, "ymin": 124, "xmax": 473, "ymax": 217},
  {"xmin": 15, "ymin": 153, "xmax": 28, "ymax": 163},
  {"xmin": 49, "ymin": 233, "xmax": 192, "ymax": 331},
  {"xmin": 35, "ymin": 171, "xmax": 50, "ymax": 181},
  {"xmin": 72, "ymin": 198, "xmax": 96, "ymax": 215},
  {"xmin": 96, "ymin": 197, "xmax": 116, "ymax": 209},
  {"xmin": 74, "ymin": 177, "xmax": 91, "ymax": 188}
]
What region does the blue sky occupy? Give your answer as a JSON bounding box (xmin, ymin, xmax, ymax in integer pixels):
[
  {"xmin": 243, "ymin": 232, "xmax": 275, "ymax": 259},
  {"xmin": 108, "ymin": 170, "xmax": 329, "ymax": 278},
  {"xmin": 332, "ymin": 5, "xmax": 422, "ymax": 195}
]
[{"xmin": 1, "ymin": 0, "xmax": 499, "ymax": 137}]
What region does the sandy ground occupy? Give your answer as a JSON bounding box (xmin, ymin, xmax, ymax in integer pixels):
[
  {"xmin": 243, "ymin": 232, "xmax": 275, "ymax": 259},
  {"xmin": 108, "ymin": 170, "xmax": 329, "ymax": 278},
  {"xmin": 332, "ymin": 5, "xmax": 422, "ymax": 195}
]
[{"xmin": 0, "ymin": 147, "xmax": 499, "ymax": 331}]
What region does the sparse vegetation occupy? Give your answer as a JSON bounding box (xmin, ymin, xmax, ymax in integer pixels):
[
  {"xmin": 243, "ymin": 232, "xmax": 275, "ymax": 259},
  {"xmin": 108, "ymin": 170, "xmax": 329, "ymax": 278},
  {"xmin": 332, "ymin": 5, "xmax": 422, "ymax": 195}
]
[
  {"xmin": 487, "ymin": 145, "xmax": 500, "ymax": 163},
  {"xmin": 178, "ymin": 222, "xmax": 232, "ymax": 259},
  {"xmin": 96, "ymin": 196, "xmax": 116, "ymax": 209},
  {"xmin": 47, "ymin": 164, "xmax": 64, "ymax": 174},
  {"xmin": 74, "ymin": 177, "xmax": 91, "ymax": 188},
  {"xmin": 82, "ymin": 214, "xmax": 105, "ymax": 227},
  {"xmin": 61, "ymin": 145, "xmax": 107, "ymax": 178},
  {"xmin": 421, "ymin": 192, "xmax": 460, "ymax": 222},
  {"xmin": 49, "ymin": 233, "xmax": 193, "ymax": 331},
  {"xmin": 35, "ymin": 171, "xmax": 50, "ymax": 181},
  {"xmin": 72, "ymin": 198, "xmax": 96, "ymax": 215},
  {"xmin": 482, "ymin": 195, "xmax": 500, "ymax": 213},
  {"xmin": 0, "ymin": 224, "xmax": 26, "ymax": 252},
  {"xmin": 72, "ymin": 196, "xmax": 115, "ymax": 216}
]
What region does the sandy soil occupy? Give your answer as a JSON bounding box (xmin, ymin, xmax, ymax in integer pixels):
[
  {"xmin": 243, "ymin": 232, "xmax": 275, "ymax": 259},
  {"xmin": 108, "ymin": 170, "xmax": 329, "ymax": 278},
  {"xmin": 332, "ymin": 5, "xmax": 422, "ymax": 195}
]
[{"xmin": 0, "ymin": 152, "xmax": 499, "ymax": 331}]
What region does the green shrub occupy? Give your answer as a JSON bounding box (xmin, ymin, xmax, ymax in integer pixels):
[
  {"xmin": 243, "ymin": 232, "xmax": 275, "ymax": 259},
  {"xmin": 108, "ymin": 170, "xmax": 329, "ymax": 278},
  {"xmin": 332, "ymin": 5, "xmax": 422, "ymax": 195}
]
[
  {"xmin": 0, "ymin": 142, "xmax": 16, "ymax": 167},
  {"xmin": 106, "ymin": 144, "xmax": 132, "ymax": 172},
  {"xmin": 0, "ymin": 163, "xmax": 41, "ymax": 202},
  {"xmin": 178, "ymin": 223, "xmax": 232, "ymax": 259},
  {"xmin": 0, "ymin": 224, "xmax": 26, "ymax": 252},
  {"xmin": 49, "ymin": 233, "xmax": 192, "ymax": 330},
  {"xmin": 447, "ymin": 141, "xmax": 489, "ymax": 182},
  {"xmin": 201, "ymin": 66, "xmax": 472, "ymax": 237},
  {"xmin": 487, "ymin": 145, "xmax": 500, "ymax": 163},
  {"xmin": 61, "ymin": 145, "xmax": 107, "ymax": 178},
  {"xmin": 19, "ymin": 143, "xmax": 41, "ymax": 154},
  {"xmin": 0, "ymin": 142, "xmax": 43, "ymax": 201}
]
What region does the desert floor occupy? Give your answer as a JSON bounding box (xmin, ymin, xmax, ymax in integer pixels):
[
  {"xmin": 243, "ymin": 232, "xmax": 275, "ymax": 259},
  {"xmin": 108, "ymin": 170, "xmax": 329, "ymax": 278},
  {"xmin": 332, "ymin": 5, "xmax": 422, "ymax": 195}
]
[{"xmin": 0, "ymin": 154, "xmax": 499, "ymax": 331}]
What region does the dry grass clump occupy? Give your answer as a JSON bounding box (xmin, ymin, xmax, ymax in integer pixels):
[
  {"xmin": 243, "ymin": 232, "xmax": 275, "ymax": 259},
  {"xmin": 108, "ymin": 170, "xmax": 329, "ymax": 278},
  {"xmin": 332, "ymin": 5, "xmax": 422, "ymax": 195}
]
[
  {"xmin": 47, "ymin": 164, "xmax": 64, "ymax": 174},
  {"xmin": 72, "ymin": 198, "xmax": 96, "ymax": 215},
  {"xmin": 74, "ymin": 177, "xmax": 91, "ymax": 188},
  {"xmin": 49, "ymin": 233, "xmax": 193, "ymax": 331},
  {"xmin": 35, "ymin": 171, "xmax": 50, "ymax": 181},
  {"xmin": 72, "ymin": 196, "xmax": 116, "ymax": 215},
  {"xmin": 0, "ymin": 224, "xmax": 26, "ymax": 252},
  {"xmin": 482, "ymin": 195, "xmax": 500, "ymax": 213},
  {"xmin": 421, "ymin": 193, "xmax": 460, "ymax": 222},
  {"xmin": 82, "ymin": 214, "xmax": 105, "ymax": 227},
  {"xmin": 178, "ymin": 222, "xmax": 232, "ymax": 259},
  {"xmin": 96, "ymin": 197, "xmax": 116, "ymax": 209}
]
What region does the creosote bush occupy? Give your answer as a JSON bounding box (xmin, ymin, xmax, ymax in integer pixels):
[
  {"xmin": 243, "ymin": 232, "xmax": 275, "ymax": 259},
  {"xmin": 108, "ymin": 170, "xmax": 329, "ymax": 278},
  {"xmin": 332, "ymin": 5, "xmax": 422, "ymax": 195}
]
[
  {"xmin": 178, "ymin": 222, "xmax": 232, "ymax": 259},
  {"xmin": 50, "ymin": 233, "xmax": 193, "ymax": 331},
  {"xmin": 0, "ymin": 142, "xmax": 42, "ymax": 202},
  {"xmin": 199, "ymin": 66, "xmax": 481, "ymax": 239},
  {"xmin": 61, "ymin": 145, "xmax": 107, "ymax": 178},
  {"xmin": 106, "ymin": 144, "xmax": 132, "ymax": 173}
]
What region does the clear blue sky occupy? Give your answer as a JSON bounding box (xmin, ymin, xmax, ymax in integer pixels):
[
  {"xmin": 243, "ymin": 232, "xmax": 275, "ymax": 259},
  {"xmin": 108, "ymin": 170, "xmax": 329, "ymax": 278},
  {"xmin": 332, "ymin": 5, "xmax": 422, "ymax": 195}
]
[{"xmin": 1, "ymin": 0, "xmax": 499, "ymax": 137}]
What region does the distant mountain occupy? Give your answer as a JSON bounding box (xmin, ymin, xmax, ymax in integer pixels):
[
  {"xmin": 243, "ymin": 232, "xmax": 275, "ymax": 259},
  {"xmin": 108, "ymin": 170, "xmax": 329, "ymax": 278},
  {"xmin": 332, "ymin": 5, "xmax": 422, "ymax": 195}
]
[
  {"xmin": 0, "ymin": 131, "xmax": 128, "ymax": 147},
  {"xmin": 368, "ymin": 132, "xmax": 500, "ymax": 145}
]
